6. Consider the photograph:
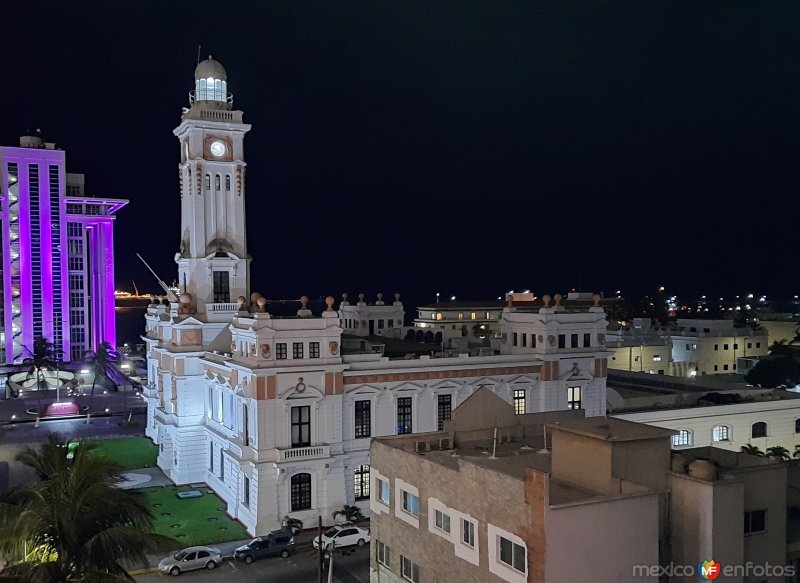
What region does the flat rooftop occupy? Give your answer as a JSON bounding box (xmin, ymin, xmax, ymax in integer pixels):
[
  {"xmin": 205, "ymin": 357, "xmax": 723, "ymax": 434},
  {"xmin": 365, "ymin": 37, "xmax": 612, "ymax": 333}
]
[{"xmin": 547, "ymin": 416, "xmax": 676, "ymax": 442}]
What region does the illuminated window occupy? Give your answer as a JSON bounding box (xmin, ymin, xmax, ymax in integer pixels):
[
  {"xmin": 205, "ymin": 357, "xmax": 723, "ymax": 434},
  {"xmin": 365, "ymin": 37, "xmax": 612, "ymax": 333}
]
[
  {"xmin": 470, "ymin": 312, "xmax": 476, "ymax": 320},
  {"xmin": 653, "ymin": 355, "xmax": 662, "ymax": 362},
  {"xmin": 458, "ymin": 313, "xmax": 464, "ymax": 320},
  {"xmin": 567, "ymin": 386, "xmax": 582, "ymax": 409},
  {"xmin": 354, "ymin": 465, "xmax": 370, "ymax": 500},
  {"xmin": 397, "ymin": 397, "xmax": 413, "ymax": 434},
  {"xmin": 513, "ymin": 389, "xmax": 526, "ymax": 415},
  {"xmin": 485, "ymin": 311, "xmax": 490, "ymax": 319},
  {"xmin": 712, "ymin": 425, "xmax": 730, "ymax": 442},
  {"xmin": 672, "ymin": 430, "xmax": 692, "ymax": 447}
]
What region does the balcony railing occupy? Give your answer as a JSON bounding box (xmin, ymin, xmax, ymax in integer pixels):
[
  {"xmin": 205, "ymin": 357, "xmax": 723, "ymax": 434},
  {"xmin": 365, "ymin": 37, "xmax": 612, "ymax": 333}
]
[
  {"xmin": 278, "ymin": 445, "xmax": 330, "ymax": 462},
  {"xmin": 208, "ymin": 302, "xmax": 240, "ymax": 312}
]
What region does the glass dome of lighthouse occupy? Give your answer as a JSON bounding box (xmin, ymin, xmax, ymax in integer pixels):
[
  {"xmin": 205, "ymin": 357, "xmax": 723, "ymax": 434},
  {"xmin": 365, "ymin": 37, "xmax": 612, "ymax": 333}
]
[{"xmin": 192, "ymin": 56, "xmax": 232, "ymax": 110}]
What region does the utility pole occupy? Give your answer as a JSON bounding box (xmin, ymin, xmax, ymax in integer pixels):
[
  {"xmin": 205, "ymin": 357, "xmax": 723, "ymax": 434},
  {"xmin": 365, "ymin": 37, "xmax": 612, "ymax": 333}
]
[{"xmin": 318, "ymin": 516, "xmax": 324, "ymax": 583}]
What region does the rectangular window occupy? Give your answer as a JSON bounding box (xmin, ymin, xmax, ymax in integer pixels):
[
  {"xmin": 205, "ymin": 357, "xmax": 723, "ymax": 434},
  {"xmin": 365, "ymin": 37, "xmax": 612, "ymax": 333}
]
[
  {"xmin": 653, "ymin": 355, "xmax": 662, "ymax": 362},
  {"xmin": 634, "ymin": 355, "xmax": 641, "ymax": 362},
  {"xmin": 378, "ymin": 478, "xmax": 390, "ymax": 505},
  {"xmin": 293, "ymin": 342, "xmax": 304, "ymax": 359},
  {"xmin": 376, "ymin": 540, "xmax": 390, "ymax": 567},
  {"xmin": 734, "ymin": 343, "xmax": 739, "ymax": 350},
  {"xmin": 499, "ymin": 536, "xmax": 526, "ymax": 573},
  {"xmin": 531, "ymin": 334, "xmax": 537, "ymax": 348},
  {"xmin": 558, "ymin": 334, "xmax": 566, "ymax": 349},
  {"xmin": 209, "ymin": 442, "xmax": 214, "ymax": 470},
  {"xmin": 714, "ymin": 365, "xmax": 718, "ymax": 371},
  {"xmin": 205, "ymin": 174, "xmax": 211, "ymax": 190},
  {"xmin": 567, "ymin": 386, "xmax": 582, "ymax": 410},
  {"xmin": 400, "ymin": 556, "xmax": 420, "ymax": 583},
  {"xmin": 435, "ymin": 509, "xmax": 451, "ymax": 533},
  {"xmin": 513, "ymin": 332, "xmax": 518, "ymax": 346},
  {"xmin": 462, "ymin": 519, "xmax": 475, "ymax": 547},
  {"xmin": 291, "ymin": 406, "xmax": 311, "ymax": 447},
  {"xmin": 724, "ymin": 343, "xmax": 729, "ymax": 350},
  {"xmin": 243, "ymin": 476, "xmax": 250, "ymax": 507},
  {"xmin": 756, "ymin": 342, "xmax": 761, "ymax": 348},
  {"xmin": 470, "ymin": 312, "xmax": 477, "ymax": 320},
  {"xmin": 220, "ymin": 446, "xmax": 225, "ymax": 480},
  {"xmin": 309, "ymin": 342, "xmax": 320, "ymax": 358},
  {"xmin": 354, "ymin": 400, "xmax": 371, "ymax": 438},
  {"xmin": 583, "ymin": 333, "xmax": 591, "ymax": 347},
  {"xmin": 458, "ymin": 313, "xmax": 464, "ymax": 320},
  {"xmin": 744, "ymin": 509, "xmax": 766, "ymax": 535},
  {"xmin": 212, "ymin": 271, "xmax": 230, "ymax": 303},
  {"xmin": 747, "ymin": 342, "xmax": 752, "ymax": 349},
  {"xmin": 276, "ymin": 343, "xmax": 287, "ymax": 359},
  {"xmin": 437, "ymin": 394, "xmax": 452, "ymax": 431},
  {"xmin": 714, "ymin": 344, "xmax": 719, "ymax": 351},
  {"xmin": 397, "ymin": 397, "xmax": 413, "ymax": 434},
  {"xmin": 571, "ymin": 333, "xmax": 578, "ymax": 348},
  {"xmin": 402, "ymin": 491, "xmax": 420, "ymax": 517},
  {"xmin": 354, "ymin": 465, "xmax": 370, "ymax": 500},
  {"xmin": 723, "ymin": 364, "xmax": 729, "ymax": 371},
  {"xmin": 522, "ymin": 333, "xmax": 527, "ymax": 347},
  {"xmin": 225, "ymin": 175, "xmax": 231, "ymax": 191},
  {"xmin": 378, "ymin": 319, "xmax": 384, "ymax": 329},
  {"xmin": 513, "ymin": 388, "xmax": 526, "ymax": 415}
]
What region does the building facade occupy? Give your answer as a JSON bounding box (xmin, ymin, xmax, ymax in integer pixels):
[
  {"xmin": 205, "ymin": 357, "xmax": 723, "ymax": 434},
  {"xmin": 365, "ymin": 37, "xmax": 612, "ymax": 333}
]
[
  {"xmin": 370, "ymin": 389, "xmax": 789, "ymax": 583},
  {"xmin": 141, "ymin": 58, "xmax": 612, "ymax": 536},
  {"xmin": 0, "ymin": 133, "xmax": 126, "ymax": 363},
  {"xmin": 607, "ymin": 318, "xmax": 769, "ymax": 377}
]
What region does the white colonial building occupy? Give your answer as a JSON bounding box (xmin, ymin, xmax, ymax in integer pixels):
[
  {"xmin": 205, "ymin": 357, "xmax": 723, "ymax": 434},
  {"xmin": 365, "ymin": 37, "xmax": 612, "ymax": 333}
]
[{"xmin": 142, "ymin": 57, "xmax": 612, "ymax": 536}]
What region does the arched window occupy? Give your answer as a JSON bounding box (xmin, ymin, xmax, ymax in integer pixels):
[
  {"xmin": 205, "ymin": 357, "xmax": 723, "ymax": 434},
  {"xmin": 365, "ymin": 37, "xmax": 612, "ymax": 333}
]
[
  {"xmin": 205, "ymin": 174, "xmax": 210, "ymax": 190},
  {"xmin": 354, "ymin": 465, "xmax": 370, "ymax": 500},
  {"xmin": 215, "ymin": 174, "xmax": 221, "ymax": 190},
  {"xmin": 712, "ymin": 425, "xmax": 730, "ymax": 442},
  {"xmin": 290, "ymin": 473, "xmax": 311, "ymax": 511},
  {"xmin": 672, "ymin": 429, "xmax": 692, "ymax": 447},
  {"xmin": 225, "ymin": 175, "xmax": 231, "ymax": 191},
  {"xmin": 752, "ymin": 422, "xmax": 767, "ymax": 438}
]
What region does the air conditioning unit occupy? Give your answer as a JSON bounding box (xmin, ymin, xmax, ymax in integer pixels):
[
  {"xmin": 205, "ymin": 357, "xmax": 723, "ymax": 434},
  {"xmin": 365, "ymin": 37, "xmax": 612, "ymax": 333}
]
[
  {"xmin": 438, "ymin": 437, "xmax": 451, "ymax": 450},
  {"xmin": 415, "ymin": 440, "xmax": 429, "ymax": 453}
]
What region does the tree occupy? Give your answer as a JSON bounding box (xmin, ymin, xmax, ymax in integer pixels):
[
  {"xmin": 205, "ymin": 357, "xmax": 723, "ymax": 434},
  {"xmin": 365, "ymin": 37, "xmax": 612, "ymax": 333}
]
[
  {"xmin": 740, "ymin": 444, "xmax": 764, "ymax": 457},
  {"xmin": 0, "ymin": 435, "xmax": 174, "ymax": 582},
  {"xmin": 84, "ymin": 342, "xmax": 122, "ymax": 412},
  {"xmin": 745, "ymin": 356, "xmax": 800, "ymax": 389},
  {"xmin": 766, "ymin": 446, "xmax": 791, "ymax": 461},
  {"xmin": 332, "ymin": 505, "xmax": 365, "ymax": 524},
  {"xmin": 19, "ymin": 337, "xmax": 59, "ymax": 392}
]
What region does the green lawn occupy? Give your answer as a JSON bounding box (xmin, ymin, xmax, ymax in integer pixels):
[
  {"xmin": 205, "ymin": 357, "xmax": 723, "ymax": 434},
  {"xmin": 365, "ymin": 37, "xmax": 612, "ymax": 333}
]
[
  {"xmin": 90, "ymin": 437, "xmax": 158, "ymax": 470},
  {"xmin": 139, "ymin": 486, "xmax": 249, "ymax": 547}
]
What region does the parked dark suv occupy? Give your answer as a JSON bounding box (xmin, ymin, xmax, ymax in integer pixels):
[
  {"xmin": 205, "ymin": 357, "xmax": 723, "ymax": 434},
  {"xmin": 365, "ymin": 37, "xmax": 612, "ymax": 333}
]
[{"xmin": 234, "ymin": 530, "xmax": 295, "ymax": 564}]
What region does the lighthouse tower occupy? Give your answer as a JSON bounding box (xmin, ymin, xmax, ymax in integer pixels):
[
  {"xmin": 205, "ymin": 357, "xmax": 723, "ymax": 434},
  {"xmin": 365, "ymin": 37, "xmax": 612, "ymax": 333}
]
[{"xmin": 173, "ymin": 56, "xmax": 251, "ymax": 316}]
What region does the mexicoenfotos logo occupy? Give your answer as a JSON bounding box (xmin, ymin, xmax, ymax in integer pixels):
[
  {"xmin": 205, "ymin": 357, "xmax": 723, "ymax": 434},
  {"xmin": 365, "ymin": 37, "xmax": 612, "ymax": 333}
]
[{"xmin": 697, "ymin": 560, "xmax": 721, "ymax": 580}]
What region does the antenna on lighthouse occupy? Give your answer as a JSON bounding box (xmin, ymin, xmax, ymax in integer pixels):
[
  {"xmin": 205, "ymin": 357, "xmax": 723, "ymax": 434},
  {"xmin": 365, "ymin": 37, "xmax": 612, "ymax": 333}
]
[{"xmin": 196, "ymin": 45, "xmax": 201, "ymax": 65}]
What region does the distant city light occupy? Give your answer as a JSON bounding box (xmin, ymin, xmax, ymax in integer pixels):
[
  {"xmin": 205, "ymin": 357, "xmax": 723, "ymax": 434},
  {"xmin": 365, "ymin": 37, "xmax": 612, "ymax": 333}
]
[
  {"xmin": 80, "ymin": 369, "xmax": 90, "ymax": 374},
  {"xmin": 450, "ymin": 296, "xmax": 456, "ymax": 301}
]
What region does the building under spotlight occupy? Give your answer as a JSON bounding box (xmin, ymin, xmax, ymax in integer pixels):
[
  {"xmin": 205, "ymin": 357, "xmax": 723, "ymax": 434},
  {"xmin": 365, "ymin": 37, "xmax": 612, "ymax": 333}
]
[{"xmin": 0, "ymin": 132, "xmax": 127, "ymax": 363}]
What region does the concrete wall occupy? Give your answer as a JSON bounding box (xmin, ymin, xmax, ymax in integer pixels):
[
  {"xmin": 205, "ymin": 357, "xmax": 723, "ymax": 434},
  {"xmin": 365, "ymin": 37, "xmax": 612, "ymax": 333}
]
[
  {"xmin": 369, "ymin": 439, "xmax": 530, "ymax": 583},
  {"xmin": 545, "ymin": 493, "xmax": 661, "ymax": 583}
]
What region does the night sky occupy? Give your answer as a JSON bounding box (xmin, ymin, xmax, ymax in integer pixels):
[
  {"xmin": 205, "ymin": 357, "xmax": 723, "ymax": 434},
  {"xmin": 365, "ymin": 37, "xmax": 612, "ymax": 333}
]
[{"xmin": 5, "ymin": 1, "xmax": 800, "ymax": 309}]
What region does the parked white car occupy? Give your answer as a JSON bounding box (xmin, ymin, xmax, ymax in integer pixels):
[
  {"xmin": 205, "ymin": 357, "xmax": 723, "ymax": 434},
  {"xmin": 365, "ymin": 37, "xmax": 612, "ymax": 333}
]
[
  {"xmin": 158, "ymin": 546, "xmax": 223, "ymax": 576},
  {"xmin": 312, "ymin": 524, "xmax": 370, "ymax": 550}
]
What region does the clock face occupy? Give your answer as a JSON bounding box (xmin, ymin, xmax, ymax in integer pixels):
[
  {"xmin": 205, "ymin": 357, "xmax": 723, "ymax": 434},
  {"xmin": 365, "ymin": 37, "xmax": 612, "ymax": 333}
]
[{"xmin": 209, "ymin": 140, "xmax": 226, "ymax": 158}]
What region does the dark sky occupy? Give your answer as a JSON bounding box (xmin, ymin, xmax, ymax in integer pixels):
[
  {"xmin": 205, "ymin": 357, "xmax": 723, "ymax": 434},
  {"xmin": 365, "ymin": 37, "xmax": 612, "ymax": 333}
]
[{"xmin": 5, "ymin": 1, "xmax": 800, "ymax": 308}]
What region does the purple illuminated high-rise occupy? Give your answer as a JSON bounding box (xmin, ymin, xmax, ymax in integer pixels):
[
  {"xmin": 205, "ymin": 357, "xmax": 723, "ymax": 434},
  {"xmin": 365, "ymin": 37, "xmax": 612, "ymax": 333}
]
[{"xmin": 0, "ymin": 132, "xmax": 127, "ymax": 363}]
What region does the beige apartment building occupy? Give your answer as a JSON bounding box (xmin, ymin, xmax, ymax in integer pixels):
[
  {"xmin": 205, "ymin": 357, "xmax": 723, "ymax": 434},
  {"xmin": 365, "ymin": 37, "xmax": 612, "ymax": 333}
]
[{"xmin": 369, "ymin": 389, "xmax": 789, "ymax": 583}]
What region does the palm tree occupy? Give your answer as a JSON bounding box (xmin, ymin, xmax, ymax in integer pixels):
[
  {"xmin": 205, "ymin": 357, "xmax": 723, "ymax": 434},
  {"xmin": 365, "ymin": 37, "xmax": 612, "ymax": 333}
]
[
  {"xmin": 794, "ymin": 445, "xmax": 800, "ymax": 459},
  {"xmin": 766, "ymin": 446, "xmax": 791, "ymax": 461},
  {"xmin": 740, "ymin": 444, "xmax": 765, "ymax": 457},
  {"xmin": 84, "ymin": 342, "xmax": 120, "ymax": 413},
  {"xmin": 0, "ymin": 434, "xmax": 174, "ymax": 582},
  {"xmin": 332, "ymin": 504, "xmax": 365, "ymax": 524},
  {"xmin": 18, "ymin": 337, "xmax": 60, "ymax": 415}
]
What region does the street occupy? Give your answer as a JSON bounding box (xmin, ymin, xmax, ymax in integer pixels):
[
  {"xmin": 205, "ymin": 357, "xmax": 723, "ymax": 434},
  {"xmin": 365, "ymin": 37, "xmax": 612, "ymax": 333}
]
[{"xmin": 134, "ymin": 544, "xmax": 369, "ymax": 583}]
